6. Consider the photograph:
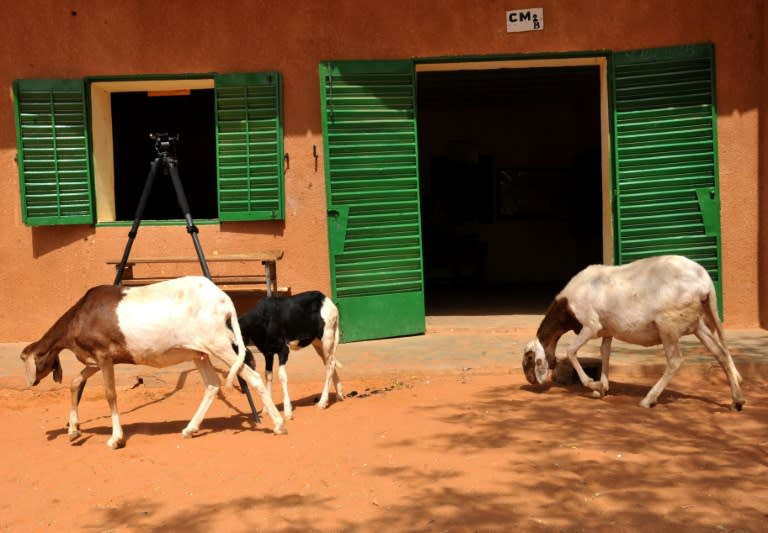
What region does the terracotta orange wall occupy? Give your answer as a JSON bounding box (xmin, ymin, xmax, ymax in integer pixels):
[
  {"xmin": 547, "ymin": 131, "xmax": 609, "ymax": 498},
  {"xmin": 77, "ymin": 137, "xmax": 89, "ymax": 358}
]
[{"xmin": 0, "ymin": 0, "xmax": 764, "ymax": 341}]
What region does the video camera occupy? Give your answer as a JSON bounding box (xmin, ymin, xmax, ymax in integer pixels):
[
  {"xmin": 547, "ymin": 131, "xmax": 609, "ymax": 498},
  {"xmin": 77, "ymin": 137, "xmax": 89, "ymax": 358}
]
[{"xmin": 149, "ymin": 132, "xmax": 179, "ymax": 157}]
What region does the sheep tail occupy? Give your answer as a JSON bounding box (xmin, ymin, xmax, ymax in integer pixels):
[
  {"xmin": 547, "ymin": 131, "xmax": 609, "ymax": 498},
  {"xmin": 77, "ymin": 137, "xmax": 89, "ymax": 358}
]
[
  {"xmin": 704, "ymin": 286, "xmax": 742, "ymax": 383},
  {"xmin": 705, "ymin": 287, "xmax": 727, "ymax": 346},
  {"xmin": 224, "ymin": 310, "xmax": 247, "ymax": 389},
  {"xmin": 330, "ymin": 302, "xmax": 342, "ymax": 369}
]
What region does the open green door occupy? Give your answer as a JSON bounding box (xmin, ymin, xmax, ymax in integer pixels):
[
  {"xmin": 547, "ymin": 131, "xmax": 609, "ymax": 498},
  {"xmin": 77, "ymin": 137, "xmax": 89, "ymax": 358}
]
[
  {"xmin": 320, "ymin": 60, "xmax": 425, "ymax": 342},
  {"xmin": 612, "ymin": 44, "xmax": 723, "ymax": 307}
]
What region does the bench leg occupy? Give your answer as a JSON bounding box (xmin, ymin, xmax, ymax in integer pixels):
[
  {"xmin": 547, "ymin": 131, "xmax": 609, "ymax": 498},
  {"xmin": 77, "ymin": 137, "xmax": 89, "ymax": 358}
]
[{"xmin": 263, "ymin": 260, "xmax": 277, "ymax": 297}]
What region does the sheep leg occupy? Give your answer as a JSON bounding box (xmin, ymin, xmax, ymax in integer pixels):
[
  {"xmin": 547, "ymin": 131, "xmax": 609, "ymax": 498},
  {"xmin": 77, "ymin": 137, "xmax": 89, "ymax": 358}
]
[
  {"xmin": 329, "ymin": 326, "xmax": 344, "ymax": 401},
  {"xmin": 182, "ymin": 355, "xmax": 220, "ymax": 438},
  {"xmin": 277, "ymin": 364, "xmax": 292, "ymax": 419},
  {"xmin": 331, "ymin": 364, "xmax": 344, "ymax": 401},
  {"xmin": 565, "ymin": 329, "xmax": 604, "ymax": 394},
  {"xmin": 695, "ymin": 322, "xmax": 745, "ymax": 410},
  {"xmin": 330, "ymin": 356, "xmax": 344, "ymax": 401},
  {"xmin": 68, "ymin": 365, "xmax": 99, "ymax": 442},
  {"xmin": 216, "ymin": 346, "xmax": 285, "ymax": 434},
  {"xmin": 597, "ymin": 336, "xmax": 612, "ymax": 396},
  {"xmin": 100, "ymin": 358, "xmax": 125, "ymax": 449},
  {"xmin": 263, "ymin": 352, "xmax": 275, "ymax": 402},
  {"xmin": 640, "ymin": 339, "xmax": 683, "ymax": 408},
  {"xmin": 277, "ymin": 346, "xmax": 293, "ymax": 419},
  {"xmin": 312, "ymin": 336, "xmax": 343, "ymax": 409},
  {"xmin": 237, "ymin": 365, "xmax": 286, "ymax": 434}
]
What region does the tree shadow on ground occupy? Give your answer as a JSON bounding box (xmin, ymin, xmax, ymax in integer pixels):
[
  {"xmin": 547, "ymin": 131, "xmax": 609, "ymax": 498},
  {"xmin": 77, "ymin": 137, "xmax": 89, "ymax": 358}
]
[
  {"xmin": 75, "ymin": 366, "xmax": 768, "ymax": 533},
  {"xmin": 87, "ymin": 495, "xmax": 334, "ymax": 533},
  {"xmin": 528, "ymin": 379, "xmax": 726, "ymax": 408},
  {"xmin": 348, "ymin": 373, "xmax": 768, "ymax": 532}
]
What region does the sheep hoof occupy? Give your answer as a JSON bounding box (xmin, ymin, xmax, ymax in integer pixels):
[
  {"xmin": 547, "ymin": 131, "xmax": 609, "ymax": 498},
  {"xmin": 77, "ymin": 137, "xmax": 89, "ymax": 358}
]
[
  {"xmin": 586, "ymin": 379, "xmax": 603, "ymax": 391},
  {"xmin": 106, "ymin": 438, "xmax": 124, "ymax": 449},
  {"xmin": 273, "ymin": 424, "xmax": 287, "ymax": 435},
  {"xmin": 639, "ymin": 399, "xmax": 655, "ymax": 409},
  {"xmin": 181, "ymin": 428, "xmax": 197, "ymax": 438},
  {"xmin": 591, "ymin": 390, "xmax": 602, "ymax": 399},
  {"xmin": 68, "ymin": 429, "xmax": 81, "ymax": 442},
  {"xmin": 732, "ymin": 401, "xmax": 745, "ymax": 412},
  {"xmin": 284, "ymin": 412, "xmax": 294, "ymax": 420}
]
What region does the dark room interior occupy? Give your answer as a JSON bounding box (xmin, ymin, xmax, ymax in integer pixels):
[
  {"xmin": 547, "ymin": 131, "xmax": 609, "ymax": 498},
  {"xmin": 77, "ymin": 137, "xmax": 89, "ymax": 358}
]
[{"xmin": 417, "ymin": 66, "xmax": 603, "ymax": 315}]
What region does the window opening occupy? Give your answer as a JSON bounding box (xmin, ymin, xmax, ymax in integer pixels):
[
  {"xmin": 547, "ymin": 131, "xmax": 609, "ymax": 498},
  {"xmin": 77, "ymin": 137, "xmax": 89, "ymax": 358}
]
[{"xmin": 110, "ymin": 88, "xmax": 216, "ymax": 221}]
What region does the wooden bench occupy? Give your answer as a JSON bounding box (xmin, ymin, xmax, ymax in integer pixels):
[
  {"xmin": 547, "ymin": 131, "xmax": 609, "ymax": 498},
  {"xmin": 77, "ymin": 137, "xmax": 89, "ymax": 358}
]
[{"xmin": 106, "ymin": 251, "xmax": 289, "ymax": 296}]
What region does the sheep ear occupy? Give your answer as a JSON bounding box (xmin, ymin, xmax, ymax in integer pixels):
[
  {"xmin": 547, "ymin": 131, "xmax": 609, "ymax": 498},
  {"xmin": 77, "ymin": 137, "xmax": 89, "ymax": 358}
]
[{"xmin": 52, "ymin": 356, "xmax": 63, "ymax": 383}]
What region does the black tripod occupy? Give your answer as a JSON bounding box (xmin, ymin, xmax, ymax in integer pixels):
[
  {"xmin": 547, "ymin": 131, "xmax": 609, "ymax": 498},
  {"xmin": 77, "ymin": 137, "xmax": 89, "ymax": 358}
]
[
  {"xmin": 113, "ymin": 133, "xmax": 210, "ymax": 284},
  {"xmin": 107, "ymin": 133, "xmax": 261, "ymax": 422}
]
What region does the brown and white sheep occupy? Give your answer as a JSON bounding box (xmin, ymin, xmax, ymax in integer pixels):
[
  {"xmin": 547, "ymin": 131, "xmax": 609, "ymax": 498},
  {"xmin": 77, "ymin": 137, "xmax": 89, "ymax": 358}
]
[
  {"xmin": 20, "ymin": 276, "xmax": 286, "ymax": 448},
  {"xmin": 522, "ymin": 255, "xmax": 745, "ymax": 410}
]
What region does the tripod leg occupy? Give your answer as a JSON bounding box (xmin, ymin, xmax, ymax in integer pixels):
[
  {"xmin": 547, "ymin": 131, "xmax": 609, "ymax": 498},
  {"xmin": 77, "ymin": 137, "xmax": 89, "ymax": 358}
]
[
  {"xmin": 166, "ymin": 156, "xmax": 211, "ymax": 278},
  {"xmin": 166, "ymin": 156, "xmax": 261, "ymax": 421},
  {"xmin": 113, "ymin": 157, "xmax": 162, "ymax": 285},
  {"xmin": 240, "ymin": 375, "xmax": 261, "ymax": 423}
]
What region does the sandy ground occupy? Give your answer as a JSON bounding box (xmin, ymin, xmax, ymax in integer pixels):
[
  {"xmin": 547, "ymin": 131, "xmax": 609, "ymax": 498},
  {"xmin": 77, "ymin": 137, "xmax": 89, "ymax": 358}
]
[{"xmin": 1, "ymin": 323, "xmax": 767, "ymax": 532}]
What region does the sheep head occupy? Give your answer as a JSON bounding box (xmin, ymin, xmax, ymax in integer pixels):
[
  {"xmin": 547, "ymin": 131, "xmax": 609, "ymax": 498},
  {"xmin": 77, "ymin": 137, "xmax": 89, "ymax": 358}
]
[
  {"xmin": 522, "ymin": 338, "xmax": 552, "ymax": 385},
  {"xmin": 20, "ymin": 343, "xmax": 63, "ymax": 386}
]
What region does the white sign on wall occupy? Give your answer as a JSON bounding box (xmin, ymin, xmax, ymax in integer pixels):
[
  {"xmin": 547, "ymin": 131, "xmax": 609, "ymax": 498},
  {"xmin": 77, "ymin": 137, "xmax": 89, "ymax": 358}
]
[{"xmin": 506, "ymin": 8, "xmax": 544, "ymax": 33}]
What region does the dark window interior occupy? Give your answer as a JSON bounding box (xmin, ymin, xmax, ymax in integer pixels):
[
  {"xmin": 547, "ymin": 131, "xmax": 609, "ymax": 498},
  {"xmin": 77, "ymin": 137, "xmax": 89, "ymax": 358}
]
[
  {"xmin": 417, "ymin": 66, "xmax": 603, "ymax": 315},
  {"xmin": 111, "ymin": 89, "xmax": 217, "ymax": 221}
]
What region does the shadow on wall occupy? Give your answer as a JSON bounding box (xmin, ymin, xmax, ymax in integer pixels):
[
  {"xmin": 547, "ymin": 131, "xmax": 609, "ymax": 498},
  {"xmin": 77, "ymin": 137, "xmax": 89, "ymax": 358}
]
[
  {"xmin": 216, "ymin": 220, "xmax": 286, "ymax": 238},
  {"xmin": 31, "ymin": 225, "xmax": 95, "ymax": 258}
]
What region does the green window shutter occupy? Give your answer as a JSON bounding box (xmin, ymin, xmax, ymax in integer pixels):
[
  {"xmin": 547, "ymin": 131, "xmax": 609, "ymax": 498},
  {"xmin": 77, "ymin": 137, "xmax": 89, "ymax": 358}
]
[
  {"xmin": 214, "ymin": 72, "xmax": 284, "ymax": 221},
  {"xmin": 320, "ymin": 60, "xmax": 425, "ymax": 342},
  {"xmin": 611, "ymin": 44, "xmax": 723, "ymax": 303},
  {"xmin": 13, "ymin": 79, "xmax": 94, "ymax": 226}
]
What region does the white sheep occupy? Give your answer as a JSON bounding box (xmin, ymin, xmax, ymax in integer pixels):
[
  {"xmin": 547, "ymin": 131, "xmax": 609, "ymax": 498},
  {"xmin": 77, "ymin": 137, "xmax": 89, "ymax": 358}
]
[
  {"xmin": 20, "ymin": 276, "xmax": 286, "ymax": 449},
  {"xmin": 522, "ymin": 255, "xmax": 745, "ymax": 410}
]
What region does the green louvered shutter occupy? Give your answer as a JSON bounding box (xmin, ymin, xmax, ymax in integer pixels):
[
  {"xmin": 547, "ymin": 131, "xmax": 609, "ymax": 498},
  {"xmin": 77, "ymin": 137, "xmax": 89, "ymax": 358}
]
[
  {"xmin": 13, "ymin": 79, "xmax": 94, "ymax": 226},
  {"xmin": 215, "ymin": 73, "xmax": 284, "ymax": 220},
  {"xmin": 612, "ymin": 44, "xmax": 723, "ymax": 303},
  {"xmin": 320, "ymin": 61, "xmax": 425, "ymax": 342}
]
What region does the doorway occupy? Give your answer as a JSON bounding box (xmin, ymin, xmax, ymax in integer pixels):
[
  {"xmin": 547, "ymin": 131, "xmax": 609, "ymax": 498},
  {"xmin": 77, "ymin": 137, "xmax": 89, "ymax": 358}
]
[{"xmin": 416, "ymin": 59, "xmax": 610, "ymax": 316}]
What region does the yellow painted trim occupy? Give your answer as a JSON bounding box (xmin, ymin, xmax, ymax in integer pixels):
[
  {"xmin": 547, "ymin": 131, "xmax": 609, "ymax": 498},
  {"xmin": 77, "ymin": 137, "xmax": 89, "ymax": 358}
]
[
  {"xmin": 597, "ymin": 57, "xmax": 614, "ymax": 265},
  {"xmin": 90, "ymin": 84, "xmax": 115, "ymax": 222},
  {"xmin": 92, "ymin": 79, "xmax": 213, "ymax": 93},
  {"xmin": 415, "ymin": 57, "xmax": 606, "ymax": 72}
]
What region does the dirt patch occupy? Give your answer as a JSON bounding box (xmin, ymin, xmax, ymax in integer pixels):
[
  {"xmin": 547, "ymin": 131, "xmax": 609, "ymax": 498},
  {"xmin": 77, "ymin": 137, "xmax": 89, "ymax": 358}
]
[{"xmin": 1, "ymin": 356, "xmax": 767, "ymax": 532}]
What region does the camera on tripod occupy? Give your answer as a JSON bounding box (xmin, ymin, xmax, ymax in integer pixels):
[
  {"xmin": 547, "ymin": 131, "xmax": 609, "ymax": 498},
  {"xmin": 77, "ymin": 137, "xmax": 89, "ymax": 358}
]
[{"xmin": 149, "ymin": 132, "xmax": 179, "ymax": 157}]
